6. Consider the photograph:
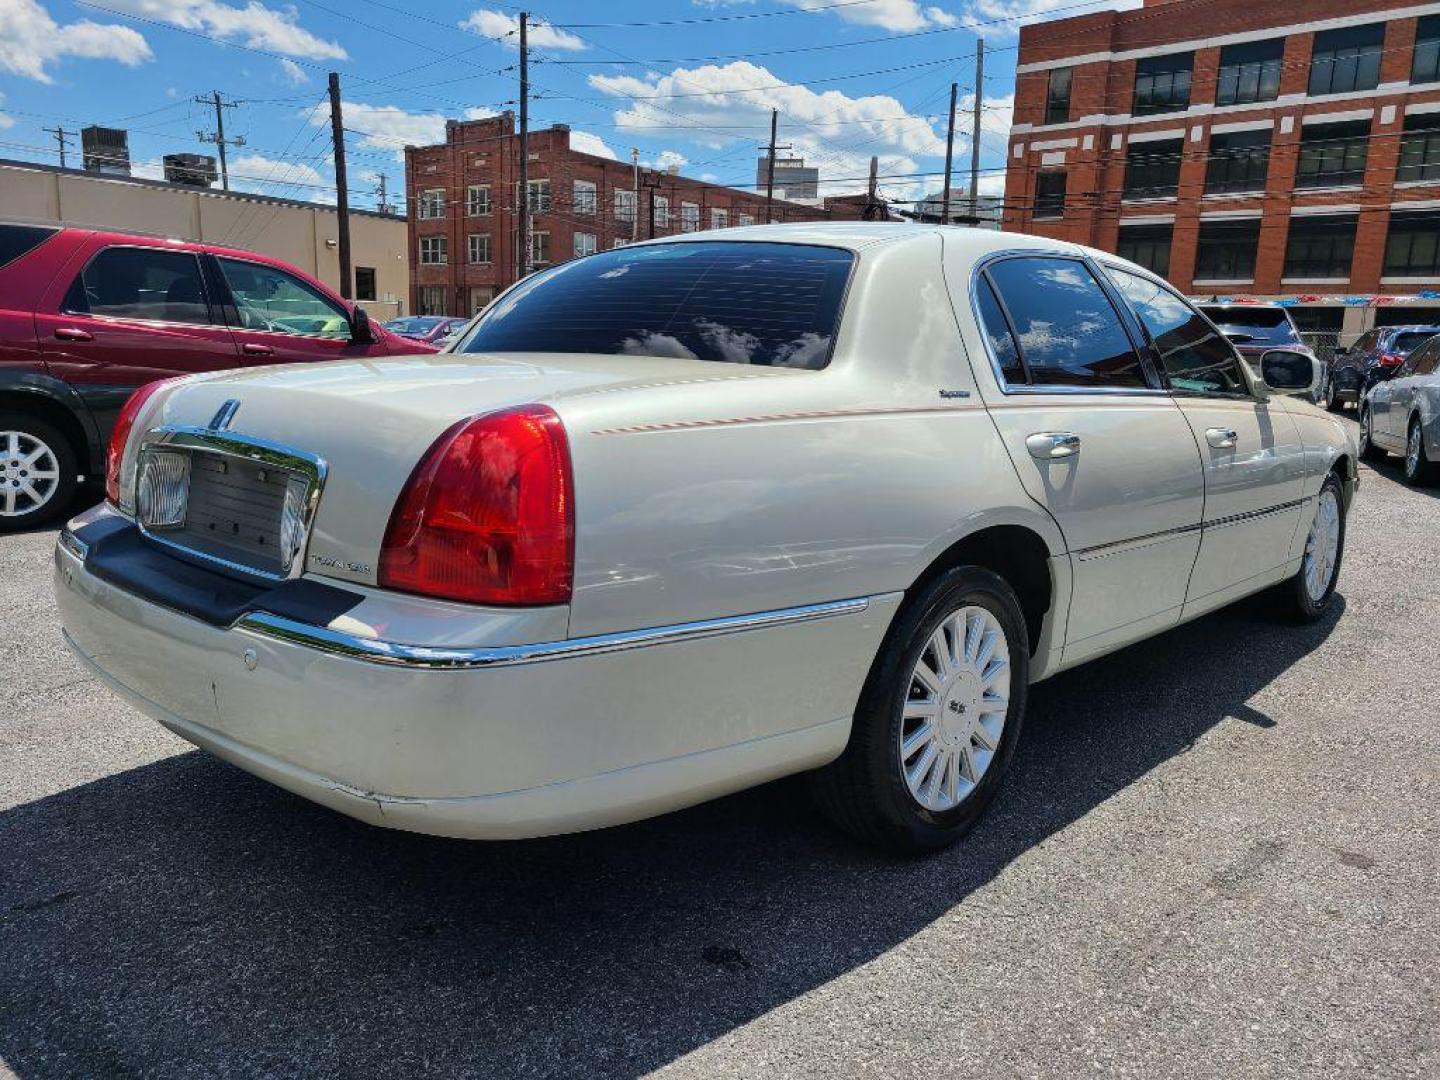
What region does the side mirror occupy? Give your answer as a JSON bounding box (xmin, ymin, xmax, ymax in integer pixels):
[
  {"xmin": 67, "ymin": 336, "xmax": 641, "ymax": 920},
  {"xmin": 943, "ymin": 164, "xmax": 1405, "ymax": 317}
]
[
  {"xmin": 1260, "ymin": 349, "xmax": 1320, "ymax": 397},
  {"xmin": 349, "ymin": 308, "xmax": 375, "ymax": 344}
]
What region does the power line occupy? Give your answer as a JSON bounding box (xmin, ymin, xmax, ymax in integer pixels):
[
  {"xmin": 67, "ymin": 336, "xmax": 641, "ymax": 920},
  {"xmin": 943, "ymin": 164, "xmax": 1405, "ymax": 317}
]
[{"xmin": 194, "ymin": 90, "xmax": 245, "ymax": 191}]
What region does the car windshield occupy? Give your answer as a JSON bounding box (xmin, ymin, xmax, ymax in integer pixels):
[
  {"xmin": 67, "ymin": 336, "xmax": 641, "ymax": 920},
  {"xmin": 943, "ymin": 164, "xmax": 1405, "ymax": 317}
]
[
  {"xmin": 389, "ymin": 317, "xmax": 445, "ymax": 334},
  {"xmin": 1391, "ymin": 331, "xmax": 1438, "ymax": 354},
  {"xmin": 1200, "ymin": 307, "xmax": 1300, "ymax": 344},
  {"xmin": 458, "ymin": 241, "xmax": 854, "ymax": 368}
]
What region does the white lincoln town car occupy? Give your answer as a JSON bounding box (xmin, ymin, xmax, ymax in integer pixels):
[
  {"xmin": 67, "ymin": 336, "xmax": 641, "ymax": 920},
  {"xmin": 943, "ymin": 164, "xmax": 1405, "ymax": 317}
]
[{"xmin": 55, "ymin": 224, "xmax": 1357, "ymax": 853}]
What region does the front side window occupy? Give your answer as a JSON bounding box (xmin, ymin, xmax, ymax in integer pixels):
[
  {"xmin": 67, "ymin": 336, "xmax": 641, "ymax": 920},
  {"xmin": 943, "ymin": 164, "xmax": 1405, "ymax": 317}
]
[
  {"xmin": 1397, "ymin": 113, "xmax": 1440, "ymax": 183},
  {"xmin": 1412, "ymin": 341, "xmax": 1440, "ymax": 376},
  {"xmin": 1283, "ymin": 215, "xmax": 1357, "ymax": 279},
  {"xmin": 1034, "ymin": 172, "xmax": 1066, "ymax": 219},
  {"xmin": 1205, "ymin": 129, "xmax": 1271, "ymax": 195},
  {"xmin": 419, "ymin": 236, "xmax": 447, "ymax": 265},
  {"xmin": 468, "ymin": 233, "xmax": 491, "ymax": 265},
  {"xmin": 1384, "ymin": 211, "xmax": 1440, "ymax": 277},
  {"xmin": 680, "ymin": 202, "xmax": 700, "ymax": 232},
  {"xmin": 215, "ymin": 257, "xmax": 350, "ymax": 337},
  {"xmin": 573, "ymin": 231, "xmax": 596, "ymax": 258},
  {"xmin": 466, "ymin": 185, "xmax": 490, "ymax": 216},
  {"xmin": 615, "ymin": 189, "xmax": 636, "ymax": 224},
  {"xmin": 1194, "ymin": 219, "xmax": 1260, "ymax": 281},
  {"xmin": 1106, "ymin": 267, "xmax": 1248, "ymax": 395},
  {"xmin": 1415, "ymin": 15, "xmax": 1440, "ymax": 85},
  {"xmin": 418, "ymin": 189, "xmax": 445, "ymax": 220},
  {"xmin": 1309, "ymin": 23, "xmax": 1384, "ymax": 96},
  {"xmin": 1133, "ymin": 52, "xmax": 1193, "ymax": 116},
  {"xmin": 1296, "ymin": 120, "xmax": 1370, "ymax": 189},
  {"xmin": 460, "ymin": 242, "xmax": 853, "ymax": 369},
  {"xmin": 979, "ymin": 256, "xmax": 1148, "ymax": 389},
  {"xmin": 65, "ymin": 246, "xmax": 210, "ymax": 325},
  {"xmin": 1116, "ymin": 223, "xmax": 1173, "ymax": 278},
  {"xmin": 1045, "ymin": 67, "xmax": 1072, "ymax": 125},
  {"xmin": 573, "ymin": 179, "xmax": 596, "ymax": 215},
  {"xmin": 1123, "ymin": 139, "xmax": 1184, "ymax": 200},
  {"xmin": 1216, "ymin": 39, "xmax": 1283, "ymax": 106}
]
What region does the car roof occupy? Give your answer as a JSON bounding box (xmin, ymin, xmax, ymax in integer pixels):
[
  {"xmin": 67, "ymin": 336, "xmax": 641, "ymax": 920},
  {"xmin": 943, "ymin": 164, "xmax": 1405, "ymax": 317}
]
[
  {"xmin": 633, "ymin": 221, "xmax": 1097, "ymax": 261},
  {"xmin": 1382, "ymin": 324, "xmax": 1440, "ymax": 333}
]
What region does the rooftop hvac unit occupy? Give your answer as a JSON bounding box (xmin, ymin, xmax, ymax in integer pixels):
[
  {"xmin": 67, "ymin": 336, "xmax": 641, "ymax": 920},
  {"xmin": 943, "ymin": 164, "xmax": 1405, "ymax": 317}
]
[
  {"xmin": 81, "ymin": 126, "xmax": 131, "ymax": 176},
  {"xmin": 163, "ymin": 153, "xmax": 218, "ymax": 188}
]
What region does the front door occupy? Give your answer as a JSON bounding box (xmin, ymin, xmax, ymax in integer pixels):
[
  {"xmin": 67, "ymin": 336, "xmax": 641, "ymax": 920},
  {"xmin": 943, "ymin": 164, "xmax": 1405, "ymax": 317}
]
[
  {"xmin": 1104, "ymin": 267, "xmax": 1307, "ymax": 614},
  {"xmin": 970, "ymin": 254, "xmax": 1206, "ymax": 665}
]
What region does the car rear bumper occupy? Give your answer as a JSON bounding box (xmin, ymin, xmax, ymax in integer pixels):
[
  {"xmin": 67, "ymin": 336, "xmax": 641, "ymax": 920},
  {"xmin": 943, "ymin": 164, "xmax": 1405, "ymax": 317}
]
[{"xmin": 55, "ymin": 521, "xmax": 899, "ymax": 839}]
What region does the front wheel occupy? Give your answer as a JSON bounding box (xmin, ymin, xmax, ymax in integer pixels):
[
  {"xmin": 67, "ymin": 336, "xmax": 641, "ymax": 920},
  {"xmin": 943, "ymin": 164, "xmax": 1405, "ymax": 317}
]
[
  {"xmin": 810, "ymin": 566, "xmax": 1029, "ymax": 855},
  {"xmin": 1403, "ymin": 419, "xmax": 1438, "ymax": 486},
  {"xmin": 0, "ymin": 414, "xmax": 78, "ymax": 533},
  {"xmin": 1278, "ymin": 473, "xmax": 1345, "ymax": 622}
]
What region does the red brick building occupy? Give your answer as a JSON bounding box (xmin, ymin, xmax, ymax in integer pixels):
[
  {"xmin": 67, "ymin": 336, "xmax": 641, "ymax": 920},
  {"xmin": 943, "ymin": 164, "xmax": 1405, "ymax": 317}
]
[
  {"xmin": 1004, "ymin": 0, "xmax": 1440, "ymax": 339},
  {"xmin": 405, "ymin": 113, "xmax": 880, "ymax": 316}
]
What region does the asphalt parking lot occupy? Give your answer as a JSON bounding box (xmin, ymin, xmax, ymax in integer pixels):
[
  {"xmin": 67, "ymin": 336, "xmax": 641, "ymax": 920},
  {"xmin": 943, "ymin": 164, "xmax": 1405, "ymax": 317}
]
[{"xmin": 2, "ymin": 425, "xmax": 1437, "ymax": 1079}]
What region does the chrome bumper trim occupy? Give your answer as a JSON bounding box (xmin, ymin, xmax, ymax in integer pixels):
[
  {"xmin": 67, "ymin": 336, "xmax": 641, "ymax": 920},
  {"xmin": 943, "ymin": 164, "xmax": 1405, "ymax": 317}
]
[
  {"xmin": 57, "ymin": 526, "xmax": 90, "ymax": 563},
  {"xmin": 236, "ymin": 596, "xmax": 875, "ymax": 670}
]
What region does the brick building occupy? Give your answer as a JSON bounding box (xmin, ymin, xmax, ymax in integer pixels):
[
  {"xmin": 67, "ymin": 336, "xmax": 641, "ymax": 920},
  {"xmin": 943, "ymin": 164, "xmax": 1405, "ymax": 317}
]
[
  {"xmin": 405, "ymin": 113, "xmax": 880, "ymax": 316},
  {"xmin": 1005, "ymin": 0, "xmax": 1440, "ymax": 340}
]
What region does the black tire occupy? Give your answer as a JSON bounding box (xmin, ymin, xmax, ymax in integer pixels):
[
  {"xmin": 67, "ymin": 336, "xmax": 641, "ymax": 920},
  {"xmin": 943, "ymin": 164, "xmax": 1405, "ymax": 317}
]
[
  {"xmin": 1323, "ymin": 376, "xmax": 1344, "ymax": 413},
  {"xmin": 1402, "ymin": 417, "xmax": 1439, "ymax": 487},
  {"xmin": 809, "ymin": 566, "xmax": 1030, "ymax": 855},
  {"xmin": 1278, "ymin": 472, "xmax": 1345, "ymax": 623},
  {"xmin": 0, "ymin": 412, "xmax": 79, "ymax": 533},
  {"xmin": 1358, "ymin": 406, "xmax": 1386, "ymax": 463}
]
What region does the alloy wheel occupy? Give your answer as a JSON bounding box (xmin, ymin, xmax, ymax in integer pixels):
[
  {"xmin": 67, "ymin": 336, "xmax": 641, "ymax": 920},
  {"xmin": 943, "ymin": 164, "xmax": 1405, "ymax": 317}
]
[
  {"xmin": 0, "ymin": 431, "xmax": 61, "ymax": 519},
  {"xmin": 1302, "ymin": 488, "xmax": 1341, "ymax": 602},
  {"xmin": 1407, "ymin": 423, "xmax": 1423, "ymax": 478}
]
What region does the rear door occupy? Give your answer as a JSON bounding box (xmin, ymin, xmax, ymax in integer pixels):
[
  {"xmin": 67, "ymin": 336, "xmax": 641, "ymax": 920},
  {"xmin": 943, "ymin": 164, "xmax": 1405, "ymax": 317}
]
[
  {"xmin": 1104, "ymin": 267, "xmax": 1306, "ymax": 614},
  {"xmin": 970, "ymin": 253, "xmax": 1205, "ymax": 665},
  {"xmin": 209, "ymin": 254, "xmax": 391, "ymax": 365},
  {"xmin": 1384, "ymin": 341, "xmax": 1434, "ymax": 441}
]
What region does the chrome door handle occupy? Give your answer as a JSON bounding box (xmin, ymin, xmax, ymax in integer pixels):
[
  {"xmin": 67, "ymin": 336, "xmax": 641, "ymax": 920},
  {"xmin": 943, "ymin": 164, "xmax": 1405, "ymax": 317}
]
[
  {"xmin": 1206, "ymin": 427, "xmax": 1238, "ymax": 449},
  {"xmin": 1025, "ymin": 431, "xmax": 1081, "ymax": 459},
  {"xmin": 243, "ymin": 343, "xmax": 275, "ymax": 356},
  {"xmin": 53, "ymin": 327, "xmax": 93, "ymax": 342}
]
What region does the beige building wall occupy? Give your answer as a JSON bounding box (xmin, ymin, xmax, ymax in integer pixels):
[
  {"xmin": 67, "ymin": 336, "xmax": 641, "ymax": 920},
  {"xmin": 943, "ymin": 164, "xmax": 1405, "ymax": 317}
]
[{"xmin": 0, "ymin": 161, "xmax": 409, "ymax": 318}]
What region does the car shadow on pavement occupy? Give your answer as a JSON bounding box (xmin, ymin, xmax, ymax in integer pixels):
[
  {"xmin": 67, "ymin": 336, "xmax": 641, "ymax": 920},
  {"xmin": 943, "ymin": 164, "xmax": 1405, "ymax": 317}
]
[{"xmin": 0, "ymin": 595, "xmax": 1343, "ymax": 1079}]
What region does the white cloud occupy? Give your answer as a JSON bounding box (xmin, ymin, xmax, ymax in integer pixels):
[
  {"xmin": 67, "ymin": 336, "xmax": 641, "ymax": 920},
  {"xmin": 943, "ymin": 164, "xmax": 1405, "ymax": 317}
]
[
  {"xmin": 230, "ymin": 152, "xmax": 332, "ymax": 201},
  {"xmin": 0, "ymin": 0, "xmax": 152, "ymax": 82},
  {"xmin": 303, "ymin": 101, "xmax": 495, "ymax": 160},
  {"xmin": 104, "ymin": 0, "xmax": 346, "ymax": 60},
  {"xmin": 569, "ymin": 130, "xmax": 618, "ymax": 160},
  {"xmin": 460, "ymin": 9, "xmax": 585, "ymax": 51},
  {"xmin": 964, "ymin": 0, "xmax": 1141, "ymax": 36},
  {"xmin": 277, "ymin": 57, "xmax": 308, "ymax": 85},
  {"xmin": 697, "ymin": 1, "xmax": 955, "ymax": 31},
  {"xmin": 654, "ymin": 149, "xmax": 689, "ymax": 171}
]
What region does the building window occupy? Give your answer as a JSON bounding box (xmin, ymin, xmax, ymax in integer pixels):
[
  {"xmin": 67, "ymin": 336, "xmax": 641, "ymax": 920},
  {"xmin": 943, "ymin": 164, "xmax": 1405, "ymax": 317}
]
[
  {"xmin": 354, "ymin": 266, "xmax": 376, "ymax": 302},
  {"xmin": 419, "ymin": 236, "xmax": 447, "ymax": 265},
  {"xmin": 530, "ymin": 231, "xmax": 550, "ymax": 267},
  {"xmin": 1296, "ymin": 120, "xmax": 1369, "ymax": 189},
  {"xmin": 1045, "ymin": 67, "xmax": 1072, "ymax": 126},
  {"xmin": 1284, "ymin": 215, "xmax": 1357, "ymax": 279},
  {"xmin": 469, "ymin": 286, "xmax": 494, "ymax": 314},
  {"xmin": 1194, "ymin": 219, "xmax": 1260, "ymax": 280},
  {"xmin": 1034, "ymin": 172, "xmax": 1066, "ymax": 218},
  {"xmin": 1384, "ymin": 211, "xmax": 1440, "ymax": 276},
  {"xmin": 1116, "ymin": 223, "xmax": 1173, "ymax": 278},
  {"xmin": 653, "ymin": 194, "xmax": 670, "ymax": 230},
  {"xmin": 1309, "ymin": 23, "xmax": 1384, "ymax": 97},
  {"xmin": 615, "ymin": 189, "xmax": 636, "ymax": 225},
  {"xmin": 1123, "ymin": 139, "xmax": 1184, "ymax": 200},
  {"xmin": 468, "ymin": 234, "xmax": 490, "ymax": 265},
  {"xmin": 526, "ymin": 179, "xmax": 551, "ymax": 213},
  {"xmin": 574, "ymin": 231, "xmax": 596, "ymax": 258},
  {"xmin": 466, "ymin": 185, "xmax": 490, "ymax": 216},
  {"xmin": 680, "ymin": 201, "xmax": 700, "ymax": 232},
  {"xmin": 1133, "ymin": 53, "xmax": 1193, "ymax": 116},
  {"xmin": 1415, "ymin": 15, "xmax": 1440, "ymax": 85},
  {"xmin": 738, "ymin": 213, "xmax": 754, "ymax": 226},
  {"xmin": 417, "ymin": 285, "xmax": 446, "ymax": 316},
  {"xmin": 612, "ymin": 238, "xmax": 628, "ymax": 249},
  {"xmin": 711, "ymin": 207, "xmax": 729, "ymax": 229},
  {"xmin": 418, "ymin": 189, "xmax": 445, "ymax": 220},
  {"xmin": 1397, "ymin": 112, "xmax": 1440, "ymax": 183},
  {"xmin": 574, "ymin": 179, "xmax": 596, "ymax": 215},
  {"xmin": 1205, "ymin": 129, "xmax": 1271, "ymax": 195},
  {"xmin": 1216, "ymin": 39, "xmax": 1284, "ymax": 106}
]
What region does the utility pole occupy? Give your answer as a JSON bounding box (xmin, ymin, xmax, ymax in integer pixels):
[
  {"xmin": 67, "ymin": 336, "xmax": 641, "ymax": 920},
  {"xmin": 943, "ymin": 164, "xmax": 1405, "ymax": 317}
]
[
  {"xmin": 865, "ymin": 155, "xmax": 883, "ymax": 221},
  {"xmin": 631, "ymin": 147, "xmax": 640, "ymax": 241},
  {"xmin": 969, "ymin": 39, "xmax": 984, "ymax": 222},
  {"xmin": 194, "ymin": 90, "xmax": 245, "ymax": 191},
  {"xmin": 375, "ymin": 173, "xmax": 393, "ymax": 215},
  {"xmin": 764, "ymin": 109, "xmax": 778, "ymax": 224},
  {"xmin": 43, "ymin": 126, "xmax": 72, "ymax": 168},
  {"xmin": 518, "ymin": 11, "xmax": 531, "ymax": 279},
  {"xmin": 941, "ymin": 82, "xmax": 957, "ymax": 225},
  {"xmin": 327, "ymin": 72, "xmax": 352, "ymax": 300}
]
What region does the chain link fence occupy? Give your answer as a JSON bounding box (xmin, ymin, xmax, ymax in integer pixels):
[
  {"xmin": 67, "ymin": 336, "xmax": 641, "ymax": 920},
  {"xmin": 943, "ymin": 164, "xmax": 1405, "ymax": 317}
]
[{"xmin": 1300, "ymin": 331, "xmax": 1344, "ymax": 366}]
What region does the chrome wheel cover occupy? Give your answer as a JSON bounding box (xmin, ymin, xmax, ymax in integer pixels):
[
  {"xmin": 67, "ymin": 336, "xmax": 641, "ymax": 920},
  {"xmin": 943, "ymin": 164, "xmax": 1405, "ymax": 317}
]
[
  {"xmin": 899, "ymin": 605, "xmax": 1011, "ymax": 813},
  {"xmin": 1302, "ymin": 488, "xmax": 1341, "ymax": 602},
  {"xmin": 0, "ymin": 431, "xmax": 61, "ymax": 518},
  {"xmin": 1407, "ymin": 424, "xmax": 1423, "ymax": 477}
]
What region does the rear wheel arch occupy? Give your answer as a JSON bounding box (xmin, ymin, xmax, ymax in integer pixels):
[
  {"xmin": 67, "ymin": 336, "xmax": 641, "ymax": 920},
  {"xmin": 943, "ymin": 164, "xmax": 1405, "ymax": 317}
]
[{"xmin": 0, "ymin": 385, "xmax": 95, "ymax": 478}]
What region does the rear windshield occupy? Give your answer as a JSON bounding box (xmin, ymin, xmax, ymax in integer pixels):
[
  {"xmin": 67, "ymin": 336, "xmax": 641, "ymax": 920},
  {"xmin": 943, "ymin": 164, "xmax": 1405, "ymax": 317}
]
[
  {"xmin": 458, "ymin": 242, "xmax": 854, "ymax": 368},
  {"xmin": 389, "ymin": 317, "xmax": 443, "ymax": 333},
  {"xmin": 1199, "ymin": 306, "xmax": 1299, "ymax": 343},
  {"xmin": 0, "ymin": 224, "xmax": 59, "ymax": 270},
  {"xmin": 1391, "ymin": 331, "xmax": 1438, "ymax": 354}
]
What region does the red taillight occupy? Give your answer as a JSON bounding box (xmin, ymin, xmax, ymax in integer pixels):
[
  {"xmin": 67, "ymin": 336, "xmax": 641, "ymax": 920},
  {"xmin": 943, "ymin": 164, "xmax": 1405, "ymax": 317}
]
[
  {"xmin": 379, "ymin": 405, "xmax": 574, "ymax": 606},
  {"xmin": 1379, "ymin": 352, "xmax": 1405, "ymax": 367},
  {"xmin": 105, "ymin": 379, "xmax": 172, "ymax": 506}
]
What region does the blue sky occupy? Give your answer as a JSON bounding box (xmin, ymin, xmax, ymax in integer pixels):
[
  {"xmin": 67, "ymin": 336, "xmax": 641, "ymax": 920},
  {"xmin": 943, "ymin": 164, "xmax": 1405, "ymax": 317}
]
[{"xmin": 0, "ymin": 0, "xmax": 1132, "ymax": 211}]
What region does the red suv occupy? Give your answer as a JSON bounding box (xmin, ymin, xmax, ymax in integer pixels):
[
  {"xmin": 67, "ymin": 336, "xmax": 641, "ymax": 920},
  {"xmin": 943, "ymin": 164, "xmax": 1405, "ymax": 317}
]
[{"xmin": 0, "ymin": 223, "xmax": 433, "ymax": 530}]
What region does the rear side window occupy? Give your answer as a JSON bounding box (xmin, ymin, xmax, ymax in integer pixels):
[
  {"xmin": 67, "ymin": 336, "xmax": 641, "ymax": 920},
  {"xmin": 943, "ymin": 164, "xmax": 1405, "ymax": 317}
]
[
  {"xmin": 978, "ymin": 256, "xmax": 1148, "ymax": 388},
  {"xmin": 1106, "ymin": 268, "xmax": 1249, "ymax": 396},
  {"xmin": 459, "ymin": 242, "xmax": 854, "ymax": 368},
  {"xmin": 0, "ymin": 224, "xmax": 58, "ymax": 270},
  {"xmin": 64, "ymin": 247, "xmax": 210, "ymax": 324},
  {"xmin": 1391, "ymin": 331, "xmax": 1437, "ymax": 355}
]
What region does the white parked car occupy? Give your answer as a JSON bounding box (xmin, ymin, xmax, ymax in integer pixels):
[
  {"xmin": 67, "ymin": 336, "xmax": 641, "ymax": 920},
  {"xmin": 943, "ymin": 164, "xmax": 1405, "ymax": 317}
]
[
  {"xmin": 55, "ymin": 225, "xmax": 1358, "ymax": 853},
  {"xmin": 1358, "ymin": 332, "xmax": 1440, "ymax": 485}
]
